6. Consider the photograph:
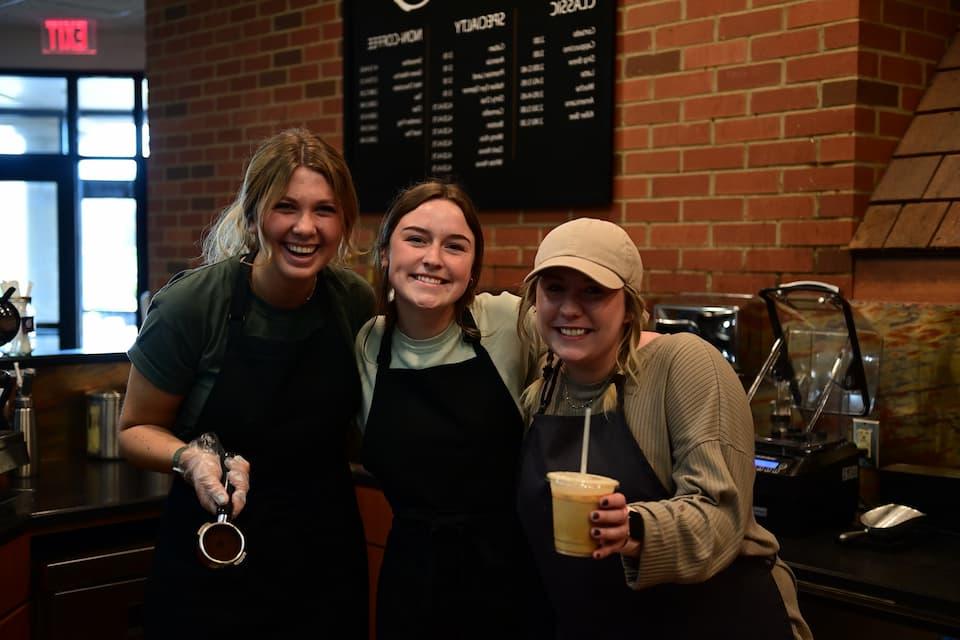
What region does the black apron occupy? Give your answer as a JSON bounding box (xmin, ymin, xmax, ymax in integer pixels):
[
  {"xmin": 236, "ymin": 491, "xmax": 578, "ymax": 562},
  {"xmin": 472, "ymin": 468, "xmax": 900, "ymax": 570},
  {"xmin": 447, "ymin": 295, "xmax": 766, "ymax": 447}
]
[
  {"xmin": 517, "ymin": 376, "xmax": 794, "ymax": 640},
  {"xmin": 361, "ymin": 313, "xmax": 534, "ymax": 640},
  {"xmin": 144, "ymin": 257, "xmax": 368, "ymax": 640}
]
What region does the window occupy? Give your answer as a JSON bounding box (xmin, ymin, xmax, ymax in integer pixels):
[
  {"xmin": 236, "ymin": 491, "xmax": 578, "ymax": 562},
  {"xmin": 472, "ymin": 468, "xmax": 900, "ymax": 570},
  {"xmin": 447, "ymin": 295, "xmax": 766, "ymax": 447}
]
[{"xmin": 0, "ymin": 71, "xmax": 147, "ymax": 352}]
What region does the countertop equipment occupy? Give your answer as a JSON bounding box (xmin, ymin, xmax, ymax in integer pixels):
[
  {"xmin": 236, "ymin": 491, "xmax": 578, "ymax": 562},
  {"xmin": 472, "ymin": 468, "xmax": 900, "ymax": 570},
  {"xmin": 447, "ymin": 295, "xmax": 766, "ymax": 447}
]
[
  {"xmin": 747, "ymin": 281, "xmax": 881, "ymax": 534},
  {"xmin": 86, "ymin": 390, "xmax": 123, "ymax": 459},
  {"xmin": 652, "ymin": 292, "xmax": 767, "ymax": 381},
  {"xmin": 837, "ymin": 503, "xmax": 926, "ymax": 546},
  {"xmin": 12, "ymin": 368, "xmax": 37, "ymax": 477},
  {"xmin": 0, "ymin": 290, "xmax": 28, "ymax": 483},
  {"xmin": 0, "ymin": 369, "xmax": 29, "ymax": 485}
]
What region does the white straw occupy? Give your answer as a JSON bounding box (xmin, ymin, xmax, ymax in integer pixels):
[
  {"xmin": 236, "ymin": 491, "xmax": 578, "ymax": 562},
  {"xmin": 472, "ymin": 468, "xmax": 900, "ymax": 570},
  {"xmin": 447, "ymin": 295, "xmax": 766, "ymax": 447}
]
[{"xmin": 579, "ymin": 407, "xmax": 592, "ymax": 474}]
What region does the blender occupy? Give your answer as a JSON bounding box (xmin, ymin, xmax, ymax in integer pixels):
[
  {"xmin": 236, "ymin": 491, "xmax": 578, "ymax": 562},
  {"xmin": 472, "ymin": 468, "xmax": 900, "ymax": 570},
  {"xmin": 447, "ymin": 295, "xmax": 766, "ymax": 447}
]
[{"xmin": 746, "ymin": 281, "xmax": 882, "ymax": 534}]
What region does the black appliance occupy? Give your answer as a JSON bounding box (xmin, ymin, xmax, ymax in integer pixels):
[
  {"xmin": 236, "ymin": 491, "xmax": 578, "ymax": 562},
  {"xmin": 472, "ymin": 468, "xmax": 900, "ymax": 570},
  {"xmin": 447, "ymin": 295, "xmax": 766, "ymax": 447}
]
[
  {"xmin": 1, "ymin": 327, "xmax": 31, "ymax": 508},
  {"xmin": 753, "ymin": 435, "xmax": 860, "ymax": 533},
  {"xmin": 747, "ymin": 281, "xmax": 881, "ymax": 534},
  {"xmin": 651, "ymin": 293, "xmax": 770, "ymax": 384}
]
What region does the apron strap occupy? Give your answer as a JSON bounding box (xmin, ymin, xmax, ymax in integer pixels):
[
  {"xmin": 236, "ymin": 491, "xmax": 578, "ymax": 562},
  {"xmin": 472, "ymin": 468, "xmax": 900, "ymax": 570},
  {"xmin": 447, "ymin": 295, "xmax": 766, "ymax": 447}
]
[
  {"xmin": 375, "ymin": 316, "xmax": 394, "ymax": 366},
  {"xmin": 174, "ymin": 254, "xmax": 253, "ymax": 443},
  {"xmin": 612, "ymin": 373, "xmax": 626, "ymax": 412},
  {"xmin": 227, "ymin": 252, "xmax": 256, "ymax": 338},
  {"xmin": 460, "ymin": 306, "xmax": 481, "ymax": 347},
  {"xmin": 537, "ymin": 351, "xmax": 560, "ymax": 414}
]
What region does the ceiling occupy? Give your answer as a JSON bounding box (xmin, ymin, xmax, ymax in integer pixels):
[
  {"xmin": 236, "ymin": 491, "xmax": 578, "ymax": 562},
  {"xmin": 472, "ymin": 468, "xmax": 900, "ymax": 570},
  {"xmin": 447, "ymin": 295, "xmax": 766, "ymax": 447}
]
[{"xmin": 0, "ymin": 0, "xmax": 144, "ymax": 28}]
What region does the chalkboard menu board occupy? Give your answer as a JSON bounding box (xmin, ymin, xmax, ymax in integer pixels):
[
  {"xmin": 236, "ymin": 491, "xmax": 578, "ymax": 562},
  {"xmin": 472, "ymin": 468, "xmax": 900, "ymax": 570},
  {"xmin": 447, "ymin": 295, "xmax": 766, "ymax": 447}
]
[{"xmin": 343, "ymin": 1, "xmax": 615, "ymax": 213}]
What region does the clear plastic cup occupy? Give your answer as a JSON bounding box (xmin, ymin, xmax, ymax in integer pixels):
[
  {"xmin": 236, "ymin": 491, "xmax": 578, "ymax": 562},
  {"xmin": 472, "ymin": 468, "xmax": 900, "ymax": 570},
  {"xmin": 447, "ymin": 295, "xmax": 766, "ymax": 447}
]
[{"xmin": 547, "ymin": 471, "xmax": 619, "ymax": 557}]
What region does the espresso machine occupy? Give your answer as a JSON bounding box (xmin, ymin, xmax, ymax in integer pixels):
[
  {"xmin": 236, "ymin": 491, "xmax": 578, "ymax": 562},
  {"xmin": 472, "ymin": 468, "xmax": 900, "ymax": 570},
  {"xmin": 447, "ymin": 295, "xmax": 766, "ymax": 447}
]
[
  {"xmin": 747, "ymin": 281, "xmax": 881, "ymax": 534},
  {"xmin": 0, "ymin": 288, "xmax": 32, "ymax": 507},
  {"xmin": 652, "ymin": 292, "xmax": 768, "ymax": 384}
]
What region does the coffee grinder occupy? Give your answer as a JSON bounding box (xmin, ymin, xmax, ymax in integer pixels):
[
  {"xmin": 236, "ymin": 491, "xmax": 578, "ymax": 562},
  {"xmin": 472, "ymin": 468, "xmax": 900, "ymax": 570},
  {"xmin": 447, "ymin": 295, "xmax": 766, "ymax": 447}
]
[{"xmin": 747, "ymin": 281, "xmax": 881, "ymax": 534}]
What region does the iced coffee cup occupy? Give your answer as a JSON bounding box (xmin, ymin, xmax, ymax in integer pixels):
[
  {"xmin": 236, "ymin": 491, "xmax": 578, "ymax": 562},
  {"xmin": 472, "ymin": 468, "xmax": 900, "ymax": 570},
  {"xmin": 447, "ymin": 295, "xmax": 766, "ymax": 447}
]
[{"xmin": 547, "ymin": 471, "xmax": 619, "ymax": 557}]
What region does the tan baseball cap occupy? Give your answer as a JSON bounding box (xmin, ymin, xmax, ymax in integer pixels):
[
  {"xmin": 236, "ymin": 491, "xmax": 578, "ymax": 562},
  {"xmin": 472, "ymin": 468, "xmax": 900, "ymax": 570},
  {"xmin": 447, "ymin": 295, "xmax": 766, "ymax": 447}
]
[{"xmin": 524, "ymin": 218, "xmax": 643, "ymax": 290}]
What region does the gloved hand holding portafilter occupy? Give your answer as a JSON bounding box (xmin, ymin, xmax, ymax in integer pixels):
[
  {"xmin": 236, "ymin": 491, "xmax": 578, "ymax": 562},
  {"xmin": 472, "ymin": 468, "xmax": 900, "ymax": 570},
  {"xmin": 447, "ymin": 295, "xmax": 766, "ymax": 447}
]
[{"xmin": 179, "ymin": 432, "xmax": 248, "ymax": 569}]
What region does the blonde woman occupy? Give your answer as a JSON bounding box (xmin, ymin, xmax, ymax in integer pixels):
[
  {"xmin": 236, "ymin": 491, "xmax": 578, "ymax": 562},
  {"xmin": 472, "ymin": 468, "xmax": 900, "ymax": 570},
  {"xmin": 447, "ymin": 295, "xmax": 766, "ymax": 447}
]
[
  {"xmin": 119, "ymin": 129, "xmax": 374, "ymax": 638},
  {"xmin": 516, "ymin": 218, "xmax": 811, "ymax": 640}
]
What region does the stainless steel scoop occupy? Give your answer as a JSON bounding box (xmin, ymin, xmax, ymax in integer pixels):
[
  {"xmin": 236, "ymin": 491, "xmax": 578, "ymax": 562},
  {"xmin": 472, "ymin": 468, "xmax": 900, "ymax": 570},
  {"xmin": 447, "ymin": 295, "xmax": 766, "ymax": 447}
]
[{"xmin": 838, "ymin": 503, "xmax": 926, "ymax": 543}]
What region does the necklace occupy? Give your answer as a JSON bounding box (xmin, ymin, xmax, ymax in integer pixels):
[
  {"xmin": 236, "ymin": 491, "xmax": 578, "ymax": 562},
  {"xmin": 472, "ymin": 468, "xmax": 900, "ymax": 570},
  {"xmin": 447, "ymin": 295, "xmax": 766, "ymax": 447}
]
[
  {"xmin": 249, "ymin": 263, "xmax": 318, "ymax": 308},
  {"xmin": 561, "ymin": 377, "xmax": 609, "ymax": 411},
  {"xmin": 302, "ymin": 274, "xmax": 318, "ymax": 304}
]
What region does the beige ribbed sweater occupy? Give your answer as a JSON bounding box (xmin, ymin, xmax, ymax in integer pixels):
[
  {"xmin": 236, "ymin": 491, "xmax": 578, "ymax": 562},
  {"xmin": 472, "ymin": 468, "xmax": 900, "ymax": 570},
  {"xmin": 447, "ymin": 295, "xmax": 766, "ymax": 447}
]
[{"xmin": 546, "ymin": 332, "xmax": 812, "ymax": 640}]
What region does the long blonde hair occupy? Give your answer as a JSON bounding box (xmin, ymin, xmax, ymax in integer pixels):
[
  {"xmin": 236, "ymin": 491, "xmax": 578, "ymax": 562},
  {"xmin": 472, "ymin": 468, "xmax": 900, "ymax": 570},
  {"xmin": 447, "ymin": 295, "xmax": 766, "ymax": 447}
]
[
  {"xmin": 517, "ymin": 275, "xmax": 650, "ymax": 416},
  {"xmin": 201, "ymin": 128, "xmax": 360, "ymax": 264}
]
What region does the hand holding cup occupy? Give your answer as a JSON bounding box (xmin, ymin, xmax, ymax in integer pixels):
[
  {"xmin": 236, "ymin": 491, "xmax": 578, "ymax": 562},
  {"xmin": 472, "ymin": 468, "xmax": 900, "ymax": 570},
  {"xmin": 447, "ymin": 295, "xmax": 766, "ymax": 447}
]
[
  {"xmin": 588, "ymin": 492, "xmax": 640, "ymax": 560},
  {"xmin": 547, "ymin": 471, "xmax": 619, "ymax": 557}
]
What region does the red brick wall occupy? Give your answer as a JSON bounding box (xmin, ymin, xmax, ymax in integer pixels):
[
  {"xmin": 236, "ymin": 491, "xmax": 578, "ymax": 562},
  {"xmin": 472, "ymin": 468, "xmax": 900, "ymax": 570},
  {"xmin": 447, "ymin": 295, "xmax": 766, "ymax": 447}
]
[
  {"xmin": 144, "ymin": 0, "xmax": 959, "ymax": 297},
  {"xmin": 145, "ymin": 0, "xmax": 347, "ymax": 290}
]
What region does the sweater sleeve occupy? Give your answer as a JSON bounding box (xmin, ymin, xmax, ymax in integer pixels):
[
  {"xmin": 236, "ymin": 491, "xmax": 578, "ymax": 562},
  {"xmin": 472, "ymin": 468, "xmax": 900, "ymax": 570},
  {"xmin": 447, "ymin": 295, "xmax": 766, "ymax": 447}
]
[{"xmin": 623, "ymin": 334, "xmax": 756, "ymax": 589}]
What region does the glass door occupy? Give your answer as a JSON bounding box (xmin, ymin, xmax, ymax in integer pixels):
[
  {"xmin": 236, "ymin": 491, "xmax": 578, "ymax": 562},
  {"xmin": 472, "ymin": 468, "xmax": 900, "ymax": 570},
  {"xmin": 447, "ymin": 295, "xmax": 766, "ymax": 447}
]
[
  {"xmin": 0, "ymin": 72, "xmax": 147, "ymax": 352},
  {"xmin": 0, "ymin": 179, "xmax": 61, "ymax": 353}
]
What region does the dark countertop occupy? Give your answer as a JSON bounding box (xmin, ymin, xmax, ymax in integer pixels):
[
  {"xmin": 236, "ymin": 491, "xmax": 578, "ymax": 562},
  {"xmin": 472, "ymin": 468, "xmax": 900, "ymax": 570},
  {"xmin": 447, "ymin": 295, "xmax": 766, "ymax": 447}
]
[
  {"xmin": 0, "ymin": 350, "xmax": 128, "ymax": 367},
  {"xmin": 2, "ymin": 460, "xmax": 958, "ymax": 633},
  {"xmin": 777, "ymin": 524, "xmax": 960, "ymax": 632},
  {"xmin": 0, "ymin": 459, "xmax": 170, "ymax": 543}
]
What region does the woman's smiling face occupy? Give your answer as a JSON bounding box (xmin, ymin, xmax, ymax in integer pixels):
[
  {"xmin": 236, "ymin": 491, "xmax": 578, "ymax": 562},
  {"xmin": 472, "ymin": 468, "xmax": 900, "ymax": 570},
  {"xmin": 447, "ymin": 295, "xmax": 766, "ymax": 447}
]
[
  {"xmin": 384, "ymin": 198, "xmax": 475, "ymax": 334},
  {"xmin": 260, "ymin": 165, "xmax": 342, "ymax": 283},
  {"xmin": 535, "ymin": 267, "xmax": 629, "ymax": 384}
]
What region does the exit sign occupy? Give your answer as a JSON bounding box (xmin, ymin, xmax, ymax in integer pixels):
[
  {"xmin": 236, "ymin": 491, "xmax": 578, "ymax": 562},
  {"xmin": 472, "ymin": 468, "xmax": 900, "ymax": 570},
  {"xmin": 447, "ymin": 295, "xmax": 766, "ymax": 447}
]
[{"xmin": 42, "ymin": 18, "xmax": 97, "ymax": 55}]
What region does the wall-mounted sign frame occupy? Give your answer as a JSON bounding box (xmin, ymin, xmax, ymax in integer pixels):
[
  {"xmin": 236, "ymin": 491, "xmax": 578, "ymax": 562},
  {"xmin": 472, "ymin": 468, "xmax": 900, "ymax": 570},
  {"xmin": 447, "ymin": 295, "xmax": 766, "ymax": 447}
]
[
  {"xmin": 42, "ymin": 18, "xmax": 97, "ymax": 55},
  {"xmin": 344, "ymin": 0, "xmax": 615, "ymax": 213}
]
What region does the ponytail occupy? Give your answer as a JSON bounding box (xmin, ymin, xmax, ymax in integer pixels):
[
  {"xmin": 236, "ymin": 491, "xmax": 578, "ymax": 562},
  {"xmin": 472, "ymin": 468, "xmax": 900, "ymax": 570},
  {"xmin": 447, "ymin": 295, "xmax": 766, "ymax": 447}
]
[{"xmin": 201, "ymin": 202, "xmax": 257, "ymax": 264}]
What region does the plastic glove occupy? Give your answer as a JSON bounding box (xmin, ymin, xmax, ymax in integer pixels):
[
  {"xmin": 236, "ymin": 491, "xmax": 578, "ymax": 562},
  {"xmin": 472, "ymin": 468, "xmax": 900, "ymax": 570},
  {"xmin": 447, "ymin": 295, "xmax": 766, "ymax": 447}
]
[
  {"xmin": 223, "ymin": 454, "xmax": 251, "ymax": 519},
  {"xmin": 178, "ymin": 433, "xmax": 250, "ymax": 517}
]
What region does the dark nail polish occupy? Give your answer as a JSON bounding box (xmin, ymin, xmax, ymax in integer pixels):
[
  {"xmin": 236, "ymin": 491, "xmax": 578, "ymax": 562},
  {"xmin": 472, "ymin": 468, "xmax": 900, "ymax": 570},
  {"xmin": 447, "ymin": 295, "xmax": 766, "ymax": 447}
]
[
  {"xmin": 601, "ymin": 498, "xmax": 609, "ymax": 507},
  {"xmin": 592, "ymin": 528, "xmax": 600, "ymax": 537},
  {"xmin": 591, "ymin": 512, "xmax": 599, "ymax": 521}
]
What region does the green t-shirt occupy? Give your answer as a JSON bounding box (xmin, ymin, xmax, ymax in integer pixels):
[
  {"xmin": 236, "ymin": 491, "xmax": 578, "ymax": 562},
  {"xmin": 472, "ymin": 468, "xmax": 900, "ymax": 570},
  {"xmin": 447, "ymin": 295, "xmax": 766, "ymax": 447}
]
[{"xmin": 128, "ymin": 256, "xmax": 375, "ymax": 434}]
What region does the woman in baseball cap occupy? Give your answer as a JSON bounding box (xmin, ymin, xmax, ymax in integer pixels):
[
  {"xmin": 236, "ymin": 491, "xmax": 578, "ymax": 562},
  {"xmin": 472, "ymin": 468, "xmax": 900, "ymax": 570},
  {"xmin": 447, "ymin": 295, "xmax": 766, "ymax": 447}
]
[{"xmin": 515, "ymin": 218, "xmax": 811, "ymax": 640}]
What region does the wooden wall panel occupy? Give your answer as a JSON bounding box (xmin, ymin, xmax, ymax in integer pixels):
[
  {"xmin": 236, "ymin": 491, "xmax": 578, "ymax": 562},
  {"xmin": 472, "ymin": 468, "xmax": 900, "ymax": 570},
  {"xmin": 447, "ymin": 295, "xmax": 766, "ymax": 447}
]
[{"xmin": 853, "ymin": 256, "xmax": 960, "ymax": 302}]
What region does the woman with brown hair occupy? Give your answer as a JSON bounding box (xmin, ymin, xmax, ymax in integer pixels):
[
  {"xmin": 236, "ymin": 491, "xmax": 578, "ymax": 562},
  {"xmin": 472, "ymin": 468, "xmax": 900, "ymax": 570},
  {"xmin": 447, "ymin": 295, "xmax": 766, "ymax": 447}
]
[{"xmin": 355, "ymin": 179, "xmax": 538, "ymax": 639}]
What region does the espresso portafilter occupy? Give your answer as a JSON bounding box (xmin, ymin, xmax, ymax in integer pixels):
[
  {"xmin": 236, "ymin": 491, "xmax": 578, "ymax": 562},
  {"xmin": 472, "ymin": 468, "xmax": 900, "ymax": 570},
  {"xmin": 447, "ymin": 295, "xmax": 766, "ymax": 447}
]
[{"xmin": 196, "ymin": 433, "xmax": 246, "ymax": 569}]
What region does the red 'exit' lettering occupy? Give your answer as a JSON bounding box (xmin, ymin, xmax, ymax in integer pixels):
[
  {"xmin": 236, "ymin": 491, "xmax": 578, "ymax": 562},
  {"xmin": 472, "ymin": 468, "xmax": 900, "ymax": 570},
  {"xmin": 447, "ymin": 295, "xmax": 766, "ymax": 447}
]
[{"xmin": 42, "ymin": 19, "xmax": 97, "ymax": 55}]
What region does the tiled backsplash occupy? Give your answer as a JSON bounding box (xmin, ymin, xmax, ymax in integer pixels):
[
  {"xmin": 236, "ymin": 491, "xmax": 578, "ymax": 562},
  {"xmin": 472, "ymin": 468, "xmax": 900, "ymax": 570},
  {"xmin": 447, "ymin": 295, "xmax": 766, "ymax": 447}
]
[
  {"xmin": 647, "ymin": 293, "xmax": 959, "ymax": 470},
  {"xmin": 853, "ymin": 301, "xmax": 960, "ymax": 469}
]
